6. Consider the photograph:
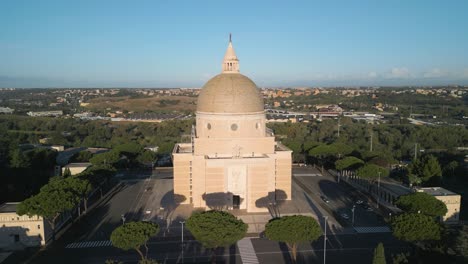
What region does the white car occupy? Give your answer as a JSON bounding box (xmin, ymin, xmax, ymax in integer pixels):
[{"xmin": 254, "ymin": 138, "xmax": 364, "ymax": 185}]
[{"xmin": 340, "ymin": 213, "xmax": 350, "ymax": 220}]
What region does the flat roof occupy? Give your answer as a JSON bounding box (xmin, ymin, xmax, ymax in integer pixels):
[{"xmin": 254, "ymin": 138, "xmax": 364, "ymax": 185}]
[
  {"xmin": 417, "ymin": 187, "xmax": 459, "ymax": 196},
  {"xmin": 0, "ymin": 203, "xmax": 19, "ymax": 213},
  {"xmin": 65, "ymin": 162, "xmax": 92, "ymax": 168}
]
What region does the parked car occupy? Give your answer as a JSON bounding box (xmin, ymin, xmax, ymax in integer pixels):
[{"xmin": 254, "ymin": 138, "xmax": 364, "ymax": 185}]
[
  {"xmin": 340, "ymin": 213, "xmax": 350, "ymax": 220},
  {"xmin": 320, "ymin": 195, "xmax": 330, "ymax": 203},
  {"xmin": 355, "ymin": 199, "xmax": 364, "ymax": 205}
]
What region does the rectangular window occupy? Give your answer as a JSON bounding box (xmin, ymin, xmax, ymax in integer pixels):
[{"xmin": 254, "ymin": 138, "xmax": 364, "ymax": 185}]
[{"xmin": 38, "ymin": 225, "xmax": 41, "ymax": 229}]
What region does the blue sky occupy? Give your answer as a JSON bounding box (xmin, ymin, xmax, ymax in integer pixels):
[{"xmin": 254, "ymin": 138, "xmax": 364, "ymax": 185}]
[{"xmin": 1, "ymin": 0, "xmax": 467, "ymax": 88}]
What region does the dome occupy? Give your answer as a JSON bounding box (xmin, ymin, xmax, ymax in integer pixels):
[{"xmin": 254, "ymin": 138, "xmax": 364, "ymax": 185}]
[{"xmin": 197, "ymin": 73, "xmax": 264, "ymax": 113}]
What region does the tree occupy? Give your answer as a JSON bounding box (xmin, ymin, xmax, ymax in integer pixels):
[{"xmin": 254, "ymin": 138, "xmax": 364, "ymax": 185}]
[
  {"xmin": 410, "ymin": 155, "xmax": 442, "ymax": 186},
  {"xmin": 9, "ymin": 148, "xmax": 30, "ymax": 168},
  {"xmin": 265, "ymin": 215, "xmax": 322, "ymax": 262},
  {"xmin": 395, "ymin": 192, "xmax": 447, "ymax": 217},
  {"xmin": 63, "ymin": 167, "xmax": 72, "ymax": 177},
  {"xmin": 335, "ymin": 156, "xmax": 364, "ymax": 171},
  {"xmin": 110, "ymin": 221, "xmax": 159, "ymax": 261},
  {"xmin": 136, "ymin": 150, "xmax": 157, "ymax": 166},
  {"xmin": 373, "ymin": 242, "xmax": 386, "ymax": 264},
  {"xmin": 356, "ymin": 163, "xmax": 389, "ymax": 180},
  {"xmin": 89, "ymin": 150, "xmax": 120, "ymax": 166},
  {"xmin": 453, "ymin": 225, "xmax": 468, "ymax": 262},
  {"xmin": 391, "ymin": 213, "xmax": 441, "ymax": 242},
  {"xmin": 186, "ymin": 210, "xmax": 247, "ymax": 263},
  {"xmin": 17, "ymin": 178, "xmax": 81, "ymax": 240},
  {"xmin": 65, "ymin": 176, "xmax": 92, "ymax": 215}
]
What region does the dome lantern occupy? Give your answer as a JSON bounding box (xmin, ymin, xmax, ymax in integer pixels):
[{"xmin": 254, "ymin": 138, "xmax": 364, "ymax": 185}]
[{"xmin": 222, "ymin": 34, "xmax": 239, "ymax": 73}]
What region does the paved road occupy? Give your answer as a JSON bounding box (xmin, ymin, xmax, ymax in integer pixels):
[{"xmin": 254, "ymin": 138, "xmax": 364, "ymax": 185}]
[
  {"xmin": 30, "ymin": 167, "xmax": 403, "ymax": 264},
  {"xmin": 293, "ymin": 166, "xmax": 387, "ymax": 228},
  {"xmin": 33, "ymin": 233, "xmax": 407, "ymax": 264}
]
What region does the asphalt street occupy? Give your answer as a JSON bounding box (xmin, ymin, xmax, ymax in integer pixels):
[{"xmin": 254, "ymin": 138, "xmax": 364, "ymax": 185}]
[
  {"xmin": 292, "ymin": 166, "xmax": 387, "ymax": 227},
  {"xmin": 30, "ymin": 167, "xmax": 404, "ymax": 264}
]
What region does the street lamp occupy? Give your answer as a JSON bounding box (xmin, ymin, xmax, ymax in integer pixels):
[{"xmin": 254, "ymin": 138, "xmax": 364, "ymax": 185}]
[
  {"xmin": 180, "ymin": 221, "xmax": 185, "ymax": 247},
  {"xmin": 121, "ymin": 214, "xmax": 126, "ymax": 225},
  {"xmin": 377, "ymin": 171, "xmax": 381, "ymax": 208},
  {"xmin": 323, "ymin": 215, "xmax": 328, "ymax": 264},
  {"xmin": 389, "ymin": 213, "xmax": 392, "ymax": 221},
  {"xmin": 351, "ymin": 205, "xmax": 356, "ymax": 226}
]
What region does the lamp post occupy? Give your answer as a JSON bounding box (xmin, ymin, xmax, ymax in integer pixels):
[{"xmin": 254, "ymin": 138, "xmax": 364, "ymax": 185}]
[
  {"xmin": 352, "ymin": 205, "xmax": 356, "ymax": 226},
  {"xmin": 377, "ymin": 171, "xmax": 381, "ymax": 208},
  {"xmin": 323, "ymin": 215, "xmax": 328, "ymax": 264},
  {"xmin": 180, "ymin": 221, "xmax": 185, "ymax": 247},
  {"xmin": 121, "ymin": 214, "xmax": 126, "ymax": 225}
]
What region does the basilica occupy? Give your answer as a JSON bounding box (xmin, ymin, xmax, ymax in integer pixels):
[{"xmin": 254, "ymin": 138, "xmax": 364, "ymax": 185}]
[{"xmin": 172, "ymin": 37, "xmax": 292, "ymax": 212}]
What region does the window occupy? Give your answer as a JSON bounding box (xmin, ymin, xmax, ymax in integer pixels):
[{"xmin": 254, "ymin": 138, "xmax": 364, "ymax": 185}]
[
  {"xmin": 256, "ymin": 123, "xmax": 260, "ymax": 129},
  {"xmin": 231, "ymin": 124, "xmax": 238, "ymax": 131},
  {"xmin": 38, "ymin": 225, "xmax": 41, "ymax": 229},
  {"xmin": 207, "ymin": 123, "xmax": 211, "ymax": 130}
]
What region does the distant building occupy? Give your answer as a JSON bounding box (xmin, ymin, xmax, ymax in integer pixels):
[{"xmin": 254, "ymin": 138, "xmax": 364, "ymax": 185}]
[
  {"xmin": 416, "ymin": 187, "xmax": 461, "ymax": 224},
  {"xmin": 62, "ymin": 162, "xmax": 92, "ymax": 175},
  {"xmin": 0, "ymin": 107, "xmax": 14, "ymax": 114},
  {"xmin": 27, "ymin": 110, "xmax": 63, "ymax": 117},
  {"xmin": 0, "ymin": 203, "xmax": 50, "ymax": 249},
  {"xmin": 50, "ymin": 145, "xmax": 65, "ymax": 152}
]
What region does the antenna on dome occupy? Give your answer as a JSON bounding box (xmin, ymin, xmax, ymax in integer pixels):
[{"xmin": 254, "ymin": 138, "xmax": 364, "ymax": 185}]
[{"xmin": 229, "ymin": 33, "xmax": 232, "ymax": 43}]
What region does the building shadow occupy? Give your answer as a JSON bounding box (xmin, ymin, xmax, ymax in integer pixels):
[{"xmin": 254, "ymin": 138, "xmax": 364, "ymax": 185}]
[{"xmin": 160, "ymin": 191, "xmax": 186, "ymax": 232}]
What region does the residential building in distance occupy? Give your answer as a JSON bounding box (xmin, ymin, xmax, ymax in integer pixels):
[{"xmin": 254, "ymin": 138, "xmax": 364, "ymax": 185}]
[
  {"xmin": 0, "ymin": 107, "xmax": 14, "ymax": 114},
  {"xmin": 172, "ymin": 38, "xmax": 292, "ymax": 213},
  {"xmin": 27, "ymin": 110, "xmax": 63, "ymax": 117},
  {"xmin": 416, "ymin": 187, "xmax": 461, "ymax": 224}
]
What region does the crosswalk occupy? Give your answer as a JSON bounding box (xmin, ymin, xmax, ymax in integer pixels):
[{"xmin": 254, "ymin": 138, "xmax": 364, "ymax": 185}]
[
  {"xmin": 65, "ymin": 240, "xmax": 112, "ymax": 249},
  {"xmin": 354, "ymin": 226, "xmax": 391, "ymax": 233},
  {"xmin": 237, "ymin": 238, "xmax": 259, "ymax": 264}
]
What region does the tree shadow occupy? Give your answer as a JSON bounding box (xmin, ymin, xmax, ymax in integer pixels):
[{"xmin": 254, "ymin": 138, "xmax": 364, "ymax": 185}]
[
  {"xmin": 278, "ymin": 242, "xmax": 293, "ymax": 264},
  {"xmin": 255, "ymin": 189, "xmax": 288, "ymax": 217},
  {"xmin": 201, "ymin": 192, "xmax": 243, "ymax": 211}
]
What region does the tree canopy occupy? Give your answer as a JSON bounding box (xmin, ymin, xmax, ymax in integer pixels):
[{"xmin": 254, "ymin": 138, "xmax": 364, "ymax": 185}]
[
  {"xmin": 335, "ymin": 156, "xmax": 364, "ymax": 171},
  {"xmin": 110, "ymin": 221, "xmax": 159, "ymax": 261},
  {"xmin": 186, "ymin": 210, "xmax": 247, "ymax": 249},
  {"xmin": 265, "ymin": 215, "xmax": 322, "ymax": 262},
  {"xmin": 391, "ymin": 213, "xmax": 441, "ymax": 242},
  {"xmin": 17, "ymin": 177, "xmax": 81, "ymax": 235},
  {"xmin": 356, "ymin": 163, "xmax": 389, "ymax": 180},
  {"xmin": 308, "ymin": 142, "xmax": 353, "ymax": 158},
  {"xmin": 409, "ymin": 155, "xmax": 442, "ymax": 186},
  {"xmin": 395, "ymin": 192, "xmax": 447, "ymax": 217},
  {"xmin": 89, "ymin": 150, "xmax": 120, "ymax": 166}
]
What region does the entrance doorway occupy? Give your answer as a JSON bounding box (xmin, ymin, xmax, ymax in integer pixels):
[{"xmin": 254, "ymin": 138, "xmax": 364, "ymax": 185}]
[{"xmin": 233, "ymin": 195, "xmax": 240, "ymax": 209}]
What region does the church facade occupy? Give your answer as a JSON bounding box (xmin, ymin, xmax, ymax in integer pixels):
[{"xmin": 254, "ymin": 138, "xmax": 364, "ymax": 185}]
[{"xmin": 172, "ymin": 38, "xmax": 292, "ymax": 212}]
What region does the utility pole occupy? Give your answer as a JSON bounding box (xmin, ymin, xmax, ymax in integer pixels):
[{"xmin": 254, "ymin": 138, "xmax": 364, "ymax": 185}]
[
  {"xmin": 414, "ymin": 143, "xmax": 418, "ymax": 160},
  {"xmin": 370, "ymin": 133, "xmax": 373, "ymax": 152},
  {"xmin": 352, "ymin": 205, "xmax": 356, "ymax": 226},
  {"xmin": 337, "ymin": 118, "xmax": 341, "ymax": 137},
  {"xmin": 377, "ymin": 172, "xmax": 381, "ymax": 208},
  {"xmin": 323, "ymin": 215, "xmax": 328, "ymax": 264},
  {"xmin": 180, "ymin": 221, "xmax": 185, "ymax": 247}
]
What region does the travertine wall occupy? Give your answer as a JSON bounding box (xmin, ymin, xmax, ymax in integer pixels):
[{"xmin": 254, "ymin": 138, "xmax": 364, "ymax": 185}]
[
  {"xmin": 435, "ymin": 195, "xmax": 461, "ymax": 223},
  {"xmin": 0, "ymin": 213, "xmax": 48, "ymax": 248}
]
